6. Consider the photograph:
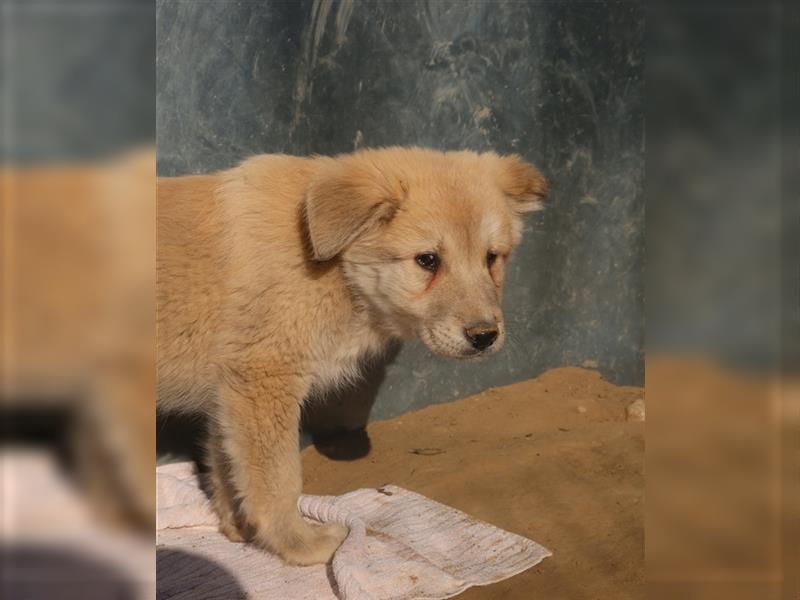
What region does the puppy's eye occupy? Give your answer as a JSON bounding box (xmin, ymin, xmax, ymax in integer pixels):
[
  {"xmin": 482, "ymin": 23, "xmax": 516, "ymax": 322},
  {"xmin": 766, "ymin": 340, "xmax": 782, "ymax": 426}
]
[
  {"xmin": 415, "ymin": 253, "xmax": 439, "ymax": 272},
  {"xmin": 487, "ymin": 252, "xmax": 498, "ymax": 268}
]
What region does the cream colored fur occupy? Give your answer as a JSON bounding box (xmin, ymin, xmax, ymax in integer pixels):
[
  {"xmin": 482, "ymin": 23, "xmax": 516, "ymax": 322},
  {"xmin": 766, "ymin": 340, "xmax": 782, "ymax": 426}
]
[{"xmin": 157, "ymin": 147, "xmax": 547, "ymax": 565}]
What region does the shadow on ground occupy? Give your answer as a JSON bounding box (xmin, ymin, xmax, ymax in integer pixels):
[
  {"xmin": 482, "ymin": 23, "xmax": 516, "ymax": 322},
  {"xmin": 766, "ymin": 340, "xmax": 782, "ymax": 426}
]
[
  {"xmin": 156, "ymin": 344, "xmax": 402, "ymax": 465},
  {"xmin": 157, "ymin": 548, "xmax": 245, "ymax": 600}
]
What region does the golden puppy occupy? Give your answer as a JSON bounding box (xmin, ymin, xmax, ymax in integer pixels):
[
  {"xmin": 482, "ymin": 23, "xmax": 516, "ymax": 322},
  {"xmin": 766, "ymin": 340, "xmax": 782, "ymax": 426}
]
[{"xmin": 157, "ymin": 147, "xmax": 547, "ymax": 564}]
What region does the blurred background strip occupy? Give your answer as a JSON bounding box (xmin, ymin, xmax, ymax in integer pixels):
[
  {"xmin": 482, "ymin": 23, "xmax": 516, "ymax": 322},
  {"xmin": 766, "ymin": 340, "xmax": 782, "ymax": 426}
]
[
  {"xmin": 646, "ymin": 2, "xmax": 795, "ymax": 599},
  {"xmin": 1, "ymin": 1, "xmax": 156, "ymax": 599}
]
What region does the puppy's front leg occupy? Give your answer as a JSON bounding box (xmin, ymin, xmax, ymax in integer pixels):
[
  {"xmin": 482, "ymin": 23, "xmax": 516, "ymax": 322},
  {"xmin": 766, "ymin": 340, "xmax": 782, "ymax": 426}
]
[{"xmin": 216, "ymin": 370, "xmax": 348, "ymax": 565}]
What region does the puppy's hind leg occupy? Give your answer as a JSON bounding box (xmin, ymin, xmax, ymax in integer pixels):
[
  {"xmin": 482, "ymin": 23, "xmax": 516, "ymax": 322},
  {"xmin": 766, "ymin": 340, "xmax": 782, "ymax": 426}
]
[{"xmin": 216, "ymin": 368, "xmax": 348, "ymax": 565}]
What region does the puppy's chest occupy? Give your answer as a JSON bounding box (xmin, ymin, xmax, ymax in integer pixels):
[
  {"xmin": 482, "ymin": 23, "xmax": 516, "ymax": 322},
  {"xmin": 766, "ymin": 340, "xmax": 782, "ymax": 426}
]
[{"xmin": 309, "ymin": 324, "xmax": 386, "ymax": 392}]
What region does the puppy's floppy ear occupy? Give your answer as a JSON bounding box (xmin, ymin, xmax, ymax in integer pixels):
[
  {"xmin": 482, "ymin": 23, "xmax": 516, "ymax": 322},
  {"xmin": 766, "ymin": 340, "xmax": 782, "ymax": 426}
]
[
  {"xmin": 304, "ymin": 156, "xmax": 403, "ymax": 261},
  {"xmin": 493, "ymin": 153, "xmax": 549, "ymax": 214}
]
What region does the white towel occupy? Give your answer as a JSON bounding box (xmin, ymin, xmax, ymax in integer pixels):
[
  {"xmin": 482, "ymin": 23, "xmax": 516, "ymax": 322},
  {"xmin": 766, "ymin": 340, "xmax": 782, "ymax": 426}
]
[{"xmin": 157, "ymin": 462, "xmax": 551, "ymax": 600}]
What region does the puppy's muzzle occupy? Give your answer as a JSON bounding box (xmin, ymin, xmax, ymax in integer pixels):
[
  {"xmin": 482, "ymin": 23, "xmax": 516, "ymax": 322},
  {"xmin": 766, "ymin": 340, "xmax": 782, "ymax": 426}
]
[{"xmin": 464, "ymin": 322, "xmax": 499, "ymax": 351}]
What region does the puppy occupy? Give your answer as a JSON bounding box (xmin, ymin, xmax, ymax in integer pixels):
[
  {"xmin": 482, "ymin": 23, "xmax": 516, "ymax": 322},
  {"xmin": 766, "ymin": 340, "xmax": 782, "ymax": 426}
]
[{"xmin": 157, "ymin": 147, "xmax": 547, "ymax": 565}]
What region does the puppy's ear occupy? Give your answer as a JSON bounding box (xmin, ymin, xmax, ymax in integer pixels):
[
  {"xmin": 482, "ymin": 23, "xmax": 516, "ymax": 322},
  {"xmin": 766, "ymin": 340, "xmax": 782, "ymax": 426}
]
[
  {"xmin": 304, "ymin": 157, "xmax": 403, "ymax": 261},
  {"xmin": 493, "ymin": 154, "xmax": 549, "ymax": 214}
]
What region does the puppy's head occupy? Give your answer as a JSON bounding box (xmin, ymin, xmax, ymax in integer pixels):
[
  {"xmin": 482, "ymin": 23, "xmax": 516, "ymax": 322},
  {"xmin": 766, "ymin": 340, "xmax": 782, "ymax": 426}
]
[{"xmin": 304, "ymin": 147, "xmax": 547, "ymax": 359}]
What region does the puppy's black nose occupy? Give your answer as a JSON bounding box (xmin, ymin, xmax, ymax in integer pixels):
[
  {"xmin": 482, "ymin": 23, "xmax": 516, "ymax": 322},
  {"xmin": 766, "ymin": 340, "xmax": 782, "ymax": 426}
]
[{"xmin": 464, "ymin": 323, "xmax": 499, "ymax": 351}]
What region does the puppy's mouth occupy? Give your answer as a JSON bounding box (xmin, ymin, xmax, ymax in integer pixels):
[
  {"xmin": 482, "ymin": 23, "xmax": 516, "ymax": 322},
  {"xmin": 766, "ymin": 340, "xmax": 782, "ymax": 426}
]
[
  {"xmin": 418, "ymin": 327, "xmax": 504, "ymax": 360},
  {"xmin": 456, "ymin": 343, "xmax": 504, "ymax": 360},
  {"xmin": 454, "ymin": 348, "xmax": 489, "ymax": 361}
]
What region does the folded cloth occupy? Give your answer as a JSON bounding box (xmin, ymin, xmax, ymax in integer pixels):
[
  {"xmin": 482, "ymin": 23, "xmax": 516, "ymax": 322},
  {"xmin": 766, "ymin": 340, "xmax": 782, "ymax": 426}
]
[{"xmin": 157, "ymin": 462, "xmax": 551, "ymax": 600}]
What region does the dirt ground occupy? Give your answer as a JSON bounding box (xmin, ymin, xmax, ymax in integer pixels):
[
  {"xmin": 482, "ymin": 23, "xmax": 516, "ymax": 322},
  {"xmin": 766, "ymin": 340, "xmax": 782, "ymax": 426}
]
[{"xmin": 302, "ymin": 367, "xmax": 644, "ymax": 599}]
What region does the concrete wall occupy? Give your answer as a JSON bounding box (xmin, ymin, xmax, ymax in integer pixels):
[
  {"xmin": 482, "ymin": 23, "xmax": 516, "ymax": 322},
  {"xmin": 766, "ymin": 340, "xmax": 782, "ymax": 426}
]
[{"xmin": 156, "ymin": 0, "xmax": 644, "ymax": 430}]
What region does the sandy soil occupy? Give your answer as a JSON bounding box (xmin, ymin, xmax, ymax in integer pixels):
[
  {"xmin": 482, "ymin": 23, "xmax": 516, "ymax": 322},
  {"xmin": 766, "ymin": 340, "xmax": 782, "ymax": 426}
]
[{"xmin": 302, "ymin": 367, "xmax": 644, "ymax": 599}]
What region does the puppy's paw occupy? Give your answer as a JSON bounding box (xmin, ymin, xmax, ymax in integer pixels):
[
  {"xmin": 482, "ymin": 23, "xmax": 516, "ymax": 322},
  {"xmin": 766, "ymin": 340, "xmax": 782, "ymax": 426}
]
[
  {"xmin": 269, "ymin": 521, "xmax": 349, "ymax": 566},
  {"xmin": 318, "ymin": 522, "xmax": 349, "ymax": 552},
  {"xmin": 219, "ymin": 518, "xmax": 248, "ymax": 543}
]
